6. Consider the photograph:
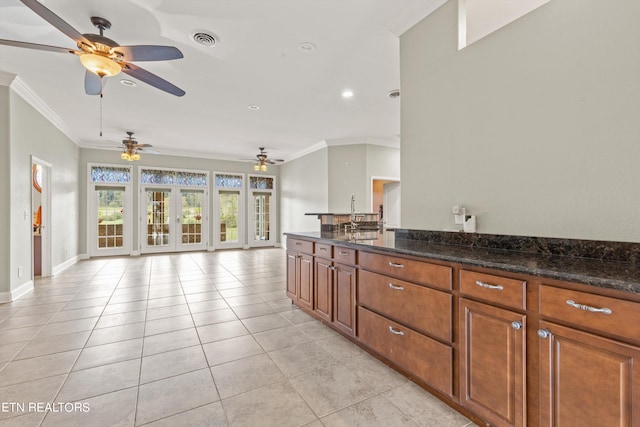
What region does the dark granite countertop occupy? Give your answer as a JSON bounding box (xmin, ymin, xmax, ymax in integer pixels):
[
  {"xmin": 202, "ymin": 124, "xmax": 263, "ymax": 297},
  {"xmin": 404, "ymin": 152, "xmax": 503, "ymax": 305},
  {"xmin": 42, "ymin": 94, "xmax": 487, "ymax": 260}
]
[{"xmin": 284, "ymin": 230, "xmax": 640, "ymax": 295}]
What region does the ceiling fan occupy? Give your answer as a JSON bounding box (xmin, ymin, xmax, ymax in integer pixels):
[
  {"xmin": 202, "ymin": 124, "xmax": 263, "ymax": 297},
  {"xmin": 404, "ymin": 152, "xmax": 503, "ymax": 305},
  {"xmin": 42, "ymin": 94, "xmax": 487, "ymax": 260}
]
[
  {"xmin": 119, "ymin": 131, "xmax": 157, "ymax": 161},
  {"xmin": 0, "ymin": 0, "xmax": 185, "ymax": 96},
  {"xmin": 242, "ymin": 147, "xmax": 284, "ymax": 171}
]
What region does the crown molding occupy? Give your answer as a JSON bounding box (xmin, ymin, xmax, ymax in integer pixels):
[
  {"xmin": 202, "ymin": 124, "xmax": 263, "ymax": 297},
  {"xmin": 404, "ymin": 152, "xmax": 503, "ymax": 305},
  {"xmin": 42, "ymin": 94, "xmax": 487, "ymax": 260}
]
[
  {"xmin": 0, "ymin": 71, "xmax": 17, "ymax": 87},
  {"xmin": 10, "ymin": 76, "xmax": 80, "ymax": 144},
  {"xmin": 285, "ymin": 140, "xmax": 329, "ymax": 163},
  {"xmin": 326, "ymin": 137, "xmax": 400, "ymax": 149}
]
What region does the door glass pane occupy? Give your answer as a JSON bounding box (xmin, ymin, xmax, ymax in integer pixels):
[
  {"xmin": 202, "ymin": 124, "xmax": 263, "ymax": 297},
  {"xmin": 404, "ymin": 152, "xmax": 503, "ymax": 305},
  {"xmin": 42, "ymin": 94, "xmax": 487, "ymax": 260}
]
[
  {"xmin": 181, "ymin": 190, "xmax": 203, "ymax": 245},
  {"xmin": 97, "ymin": 189, "xmax": 124, "ymax": 249},
  {"xmin": 146, "ymin": 191, "xmax": 171, "ymax": 247},
  {"xmin": 253, "ymin": 192, "xmax": 270, "ymax": 242},
  {"xmin": 219, "ymin": 191, "xmax": 239, "ymax": 243}
]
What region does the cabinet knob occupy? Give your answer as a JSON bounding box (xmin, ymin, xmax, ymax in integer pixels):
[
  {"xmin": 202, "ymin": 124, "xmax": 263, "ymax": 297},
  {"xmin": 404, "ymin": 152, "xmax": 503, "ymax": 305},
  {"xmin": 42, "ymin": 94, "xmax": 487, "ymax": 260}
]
[
  {"xmin": 511, "ymin": 321, "xmax": 523, "ymax": 330},
  {"xmin": 537, "ymin": 329, "xmax": 550, "ymax": 339}
]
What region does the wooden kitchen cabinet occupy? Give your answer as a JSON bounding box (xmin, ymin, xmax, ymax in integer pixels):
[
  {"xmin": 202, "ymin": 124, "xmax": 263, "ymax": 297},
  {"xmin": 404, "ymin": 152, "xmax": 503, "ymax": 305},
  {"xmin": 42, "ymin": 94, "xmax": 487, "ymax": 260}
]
[
  {"xmin": 538, "ymin": 286, "xmax": 640, "ymax": 427},
  {"xmin": 459, "ymin": 270, "xmax": 527, "ymax": 427},
  {"xmin": 285, "ymin": 234, "xmax": 640, "ymax": 427},
  {"xmin": 286, "ymin": 238, "xmax": 314, "ymax": 311},
  {"xmin": 314, "ymin": 256, "xmax": 333, "ymax": 322},
  {"xmin": 333, "ymin": 261, "xmax": 357, "ymax": 336},
  {"xmin": 538, "ymin": 321, "xmax": 640, "ymax": 427},
  {"xmin": 313, "ymin": 245, "xmax": 357, "ymax": 337},
  {"xmin": 459, "ymin": 298, "xmax": 526, "ymax": 427}
]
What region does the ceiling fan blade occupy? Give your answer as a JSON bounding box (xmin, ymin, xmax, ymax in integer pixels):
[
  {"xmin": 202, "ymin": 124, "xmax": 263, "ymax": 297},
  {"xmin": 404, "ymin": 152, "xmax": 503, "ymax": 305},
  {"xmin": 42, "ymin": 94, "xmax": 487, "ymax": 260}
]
[
  {"xmin": 116, "ymin": 45, "xmax": 183, "ymax": 62},
  {"xmin": 84, "ymin": 70, "xmax": 102, "ymax": 95},
  {"xmin": 139, "ymin": 148, "xmax": 160, "ymax": 154},
  {"xmin": 20, "ymin": 0, "xmax": 90, "ymax": 45},
  {"xmin": 0, "ymin": 39, "xmax": 82, "ymax": 55},
  {"xmin": 135, "ymin": 144, "xmax": 153, "ymax": 148},
  {"xmin": 121, "ymin": 63, "xmax": 185, "ymax": 97}
]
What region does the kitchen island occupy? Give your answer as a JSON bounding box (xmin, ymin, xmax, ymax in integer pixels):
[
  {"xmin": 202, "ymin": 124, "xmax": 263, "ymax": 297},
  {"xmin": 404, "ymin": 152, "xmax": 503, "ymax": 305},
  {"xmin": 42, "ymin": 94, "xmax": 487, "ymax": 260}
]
[{"xmin": 285, "ymin": 229, "xmax": 640, "ymax": 427}]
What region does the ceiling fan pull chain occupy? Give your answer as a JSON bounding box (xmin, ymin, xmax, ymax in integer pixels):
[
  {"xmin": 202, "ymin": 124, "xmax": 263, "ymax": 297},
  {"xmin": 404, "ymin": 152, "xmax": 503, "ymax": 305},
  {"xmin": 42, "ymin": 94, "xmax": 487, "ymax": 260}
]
[{"xmin": 99, "ymin": 92, "xmax": 103, "ymax": 137}]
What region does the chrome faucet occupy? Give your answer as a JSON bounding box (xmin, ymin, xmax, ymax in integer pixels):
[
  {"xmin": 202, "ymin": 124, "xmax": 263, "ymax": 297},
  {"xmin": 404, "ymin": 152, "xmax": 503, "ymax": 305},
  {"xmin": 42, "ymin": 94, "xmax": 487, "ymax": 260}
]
[{"xmin": 350, "ymin": 195, "xmax": 356, "ymax": 222}]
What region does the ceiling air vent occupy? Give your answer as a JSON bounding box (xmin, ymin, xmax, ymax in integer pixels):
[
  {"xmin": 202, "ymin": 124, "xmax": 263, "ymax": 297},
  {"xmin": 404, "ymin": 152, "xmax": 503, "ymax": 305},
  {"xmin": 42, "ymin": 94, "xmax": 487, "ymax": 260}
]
[{"xmin": 192, "ymin": 31, "xmax": 219, "ymax": 47}]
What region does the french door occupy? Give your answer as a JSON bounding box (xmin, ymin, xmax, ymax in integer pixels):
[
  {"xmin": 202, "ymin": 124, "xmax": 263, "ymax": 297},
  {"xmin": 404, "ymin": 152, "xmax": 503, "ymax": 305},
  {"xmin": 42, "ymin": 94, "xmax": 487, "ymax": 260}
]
[
  {"xmin": 90, "ymin": 186, "xmax": 131, "ymax": 256},
  {"xmin": 215, "ymin": 190, "xmax": 243, "ymax": 249},
  {"xmin": 141, "ymin": 187, "xmax": 207, "ymax": 253},
  {"xmin": 248, "ymin": 175, "xmax": 276, "ymax": 247}
]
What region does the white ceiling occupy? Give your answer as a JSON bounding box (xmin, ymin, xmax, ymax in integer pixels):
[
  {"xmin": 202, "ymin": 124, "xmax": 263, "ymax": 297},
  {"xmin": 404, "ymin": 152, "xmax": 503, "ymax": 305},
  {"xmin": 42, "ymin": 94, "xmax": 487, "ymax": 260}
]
[{"xmin": 0, "ymin": 0, "xmax": 446, "ymax": 163}]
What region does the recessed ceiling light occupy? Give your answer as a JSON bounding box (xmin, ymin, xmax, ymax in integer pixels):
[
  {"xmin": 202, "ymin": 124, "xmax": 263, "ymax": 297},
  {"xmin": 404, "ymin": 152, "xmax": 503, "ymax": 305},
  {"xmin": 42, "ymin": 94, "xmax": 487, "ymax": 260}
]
[
  {"xmin": 248, "ymin": 105, "xmax": 260, "ymax": 110},
  {"xmin": 299, "ymin": 42, "xmax": 316, "ymax": 53},
  {"xmin": 342, "ymin": 90, "xmax": 354, "ymax": 98},
  {"xmin": 120, "ymin": 79, "xmax": 136, "ymax": 87},
  {"xmin": 192, "ymin": 31, "xmax": 219, "ymax": 47}
]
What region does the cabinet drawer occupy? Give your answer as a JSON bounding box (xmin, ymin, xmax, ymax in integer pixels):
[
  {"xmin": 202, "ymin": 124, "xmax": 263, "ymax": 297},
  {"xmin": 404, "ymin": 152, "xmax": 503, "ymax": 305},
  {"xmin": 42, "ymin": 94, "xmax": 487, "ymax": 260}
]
[
  {"xmin": 359, "ymin": 270, "xmax": 452, "ymax": 342},
  {"xmin": 287, "ymin": 238, "xmax": 314, "ymax": 254},
  {"xmin": 540, "ymin": 285, "xmax": 640, "ymax": 342},
  {"xmin": 314, "ymin": 243, "xmax": 333, "ymax": 258},
  {"xmin": 359, "ymin": 251, "xmax": 452, "ymax": 291},
  {"xmin": 460, "ymin": 270, "xmax": 526, "ymax": 310},
  {"xmin": 358, "ymin": 306, "xmax": 453, "ymax": 397},
  {"xmin": 333, "ymin": 246, "xmax": 356, "ymax": 265}
]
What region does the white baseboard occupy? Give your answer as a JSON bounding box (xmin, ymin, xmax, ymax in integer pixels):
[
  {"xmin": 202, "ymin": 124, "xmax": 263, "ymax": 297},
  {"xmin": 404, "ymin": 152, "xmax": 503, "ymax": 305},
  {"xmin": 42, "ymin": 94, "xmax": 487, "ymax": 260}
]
[
  {"xmin": 78, "ymin": 253, "xmax": 90, "ymax": 260},
  {"xmin": 53, "ymin": 255, "xmax": 80, "ymax": 276},
  {"xmin": 130, "ymin": 250, "xmax": 140, "ymax": 256},
  {"xmin": 207, "ymin": 246, "xmax": 216, "ymax": 252},
  {"xmin": 275, "ymin": 243, "xmax": 282, "ymax": 248},
  {"xmin": 243, "ymin": 245, "xmax": 250, "ymax": 250},
  {"xmin": 0, "ymin": 280, "xmax": 35, "ymax": 303}
]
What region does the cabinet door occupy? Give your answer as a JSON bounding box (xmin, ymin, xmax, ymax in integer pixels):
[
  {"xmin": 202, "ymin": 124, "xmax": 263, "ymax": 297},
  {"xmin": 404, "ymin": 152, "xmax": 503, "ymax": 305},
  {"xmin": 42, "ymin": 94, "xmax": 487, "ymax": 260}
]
[
  {"xmin": 286, "ymin": 251, "xmax": 298, "ymax": 300},
  {"xmin": 314, "ymin": 258, "xmax": 333, "ymax": 322},
  {"xmin": 459, "ymin": 299, "xmax": 526, "ymax": 427},
  {"xmin": 297, "ymin": 253, "xmax": 314, "ymax": 311},
  {"xmin": 333, "ymin": 263, "xmax": 357, "ymax": 337},
  {"xmin": 539, "ymin": 321, "xmax": 640, "ymax": 427}
]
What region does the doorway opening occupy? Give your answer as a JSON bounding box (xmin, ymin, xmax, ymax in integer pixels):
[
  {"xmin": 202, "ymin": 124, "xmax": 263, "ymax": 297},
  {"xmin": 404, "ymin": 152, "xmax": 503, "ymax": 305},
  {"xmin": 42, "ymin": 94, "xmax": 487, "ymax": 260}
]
[
  {"xmin": 31, "ymin": 157, "xmax": 52, "ymax": 277},
  {"xmin": 371, "ymin": 177, "xmax": 400, "ymax": 229}
]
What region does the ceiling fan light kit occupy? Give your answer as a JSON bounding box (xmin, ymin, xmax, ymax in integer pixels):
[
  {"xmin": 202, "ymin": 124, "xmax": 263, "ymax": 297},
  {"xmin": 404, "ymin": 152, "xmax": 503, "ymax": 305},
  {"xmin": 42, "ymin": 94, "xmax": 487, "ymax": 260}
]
[{"xmin": 79, "ymin": 53, "xmax": 121, "ymax": 77}]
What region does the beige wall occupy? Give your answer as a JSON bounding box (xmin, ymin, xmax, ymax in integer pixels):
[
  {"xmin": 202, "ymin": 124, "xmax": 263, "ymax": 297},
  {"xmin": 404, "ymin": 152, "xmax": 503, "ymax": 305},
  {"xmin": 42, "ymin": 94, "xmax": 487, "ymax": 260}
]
[
  {"xmin": 280, "ymin": 147, "xmax": 329, "ymax": 236},
  {"xmin": 0, "ymin": 86, "xmax": 10, "ymax": 297},
  {"xmin": 8, "ymin": 88, "xmax": 79, "ymax": 296},
  {"xmin": 400, "ymin": 0, "xmax": 640, "ymax": 241}
]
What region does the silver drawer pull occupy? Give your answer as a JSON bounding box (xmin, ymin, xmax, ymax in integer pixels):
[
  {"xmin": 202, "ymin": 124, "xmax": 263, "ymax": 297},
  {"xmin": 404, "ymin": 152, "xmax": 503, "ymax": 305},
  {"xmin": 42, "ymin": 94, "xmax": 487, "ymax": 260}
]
[
  {"xmin": 566, "ymin": 299, "xmax": 612, "ymax": 315},
  {"xmin": 338, "ymin": 251, "xmax": 349, "ymax": 256},
  {"xmin": 475, "ymin": 280, "xmax": 504, "ymax": 290},
  {"xmin": 388, "ymin": 283, "xmax": 405, "ymax": 291},
  {"xmin": 388, "ymin": 326, "xmax": 405, "ymax": 336},
  {"xmin": 295, "ymin": 242, "xmax": 302, "ymax": 245},
  {"xmin": 319, "ymin": 247, "xmax": 327, "ymax": 251},
  {"xmin": 388, "ymin": 262, "xmax": 404, "ymax": 268}
]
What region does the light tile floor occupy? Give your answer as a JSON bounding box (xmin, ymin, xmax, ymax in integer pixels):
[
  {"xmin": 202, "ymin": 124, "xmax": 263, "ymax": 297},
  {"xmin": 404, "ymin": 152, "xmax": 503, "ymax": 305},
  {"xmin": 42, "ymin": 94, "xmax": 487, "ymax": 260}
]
[{"xmin": 0, "ymin": 248, "xmax": 477, "ymax": 427}]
